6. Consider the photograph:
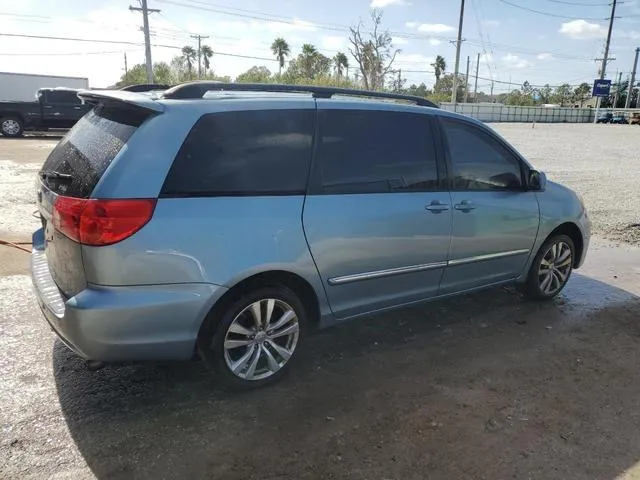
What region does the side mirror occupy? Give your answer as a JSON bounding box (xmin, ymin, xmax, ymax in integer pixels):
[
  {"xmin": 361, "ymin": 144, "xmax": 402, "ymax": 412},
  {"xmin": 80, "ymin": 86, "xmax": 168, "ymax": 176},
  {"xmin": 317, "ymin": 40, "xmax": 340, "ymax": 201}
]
[{"xmin": 528, "ymin": 169, "xmax": 547, "ymax": 191}]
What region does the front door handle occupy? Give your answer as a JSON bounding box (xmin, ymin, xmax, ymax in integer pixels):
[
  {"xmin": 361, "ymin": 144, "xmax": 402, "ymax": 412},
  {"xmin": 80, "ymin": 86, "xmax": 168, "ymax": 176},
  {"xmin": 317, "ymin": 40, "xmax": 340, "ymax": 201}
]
[
  {"xmin": 454, "ymin": 200, "xmax": 476, "ymax": 212},
  {"xmin": 425, "ymin": 201, "xmax": 450, "ymax": 213}
]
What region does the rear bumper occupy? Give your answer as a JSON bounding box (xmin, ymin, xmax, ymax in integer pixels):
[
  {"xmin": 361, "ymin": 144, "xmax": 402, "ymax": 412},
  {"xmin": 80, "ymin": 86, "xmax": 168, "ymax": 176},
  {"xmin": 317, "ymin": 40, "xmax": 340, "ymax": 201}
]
[{"xmin": 31, "ymin": 230, "xmax": 227, "ymax": 362}]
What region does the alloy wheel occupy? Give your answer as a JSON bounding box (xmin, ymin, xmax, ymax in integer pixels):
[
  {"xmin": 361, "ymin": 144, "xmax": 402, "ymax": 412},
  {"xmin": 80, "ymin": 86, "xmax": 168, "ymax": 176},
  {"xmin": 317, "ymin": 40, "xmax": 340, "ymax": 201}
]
[
  {"xmin": 223, "ymin": 298, "xmax": 300, "ymax": 381},
  {"xmin": 538, "ymin": 241, "xmax": 572, "ymax": 295},
  {"xmin": 2, "ymin": 119, "xmax": 20, "ymax": 136}
]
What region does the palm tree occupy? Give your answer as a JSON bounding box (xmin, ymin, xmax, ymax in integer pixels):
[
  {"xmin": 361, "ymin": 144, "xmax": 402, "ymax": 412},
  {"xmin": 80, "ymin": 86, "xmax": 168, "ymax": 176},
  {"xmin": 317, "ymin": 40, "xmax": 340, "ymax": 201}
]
[
  {"xmin": 301, "ymin": 44, "xmax": 318, "ymax": 78},
  {"xmin": 334, "ymin": 52, "xmax": 349, "ymax": 77},
  {"xmin": 181, "ymin": 46, "xmax": 197, "ymax": 79},
  {"xmin": 201, "ymin": 45, "xmax": 213, "ymax": 75},
  {"xmin": 271, "ymin": 37, "xmax": 290, "ymax": 75},
  {"xmin": 431, "ymin": 55, "xmax": 446, "ymax": 83}
]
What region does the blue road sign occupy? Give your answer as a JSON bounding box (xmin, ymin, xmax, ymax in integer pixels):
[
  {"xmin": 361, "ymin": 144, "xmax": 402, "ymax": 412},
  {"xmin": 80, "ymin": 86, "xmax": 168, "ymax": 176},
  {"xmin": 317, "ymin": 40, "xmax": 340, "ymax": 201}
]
[{"xmin": 592, "ymin": 79, "xmax": 612, "ymax": 97}]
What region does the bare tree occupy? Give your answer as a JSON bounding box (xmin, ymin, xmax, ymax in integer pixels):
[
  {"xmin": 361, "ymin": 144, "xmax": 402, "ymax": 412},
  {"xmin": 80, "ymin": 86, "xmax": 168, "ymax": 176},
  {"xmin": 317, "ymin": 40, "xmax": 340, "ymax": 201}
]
[{"xmin": 348, "ymin": 9, "xmax": 399, "ymax": 91}]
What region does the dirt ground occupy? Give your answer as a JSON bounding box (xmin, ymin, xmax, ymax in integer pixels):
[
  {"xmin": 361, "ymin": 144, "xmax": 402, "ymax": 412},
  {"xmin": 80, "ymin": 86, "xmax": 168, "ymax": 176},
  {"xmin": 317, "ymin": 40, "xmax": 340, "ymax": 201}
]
[{"xmin": 2, "ymin": 125, "xmax": 640, "ymax": 480}]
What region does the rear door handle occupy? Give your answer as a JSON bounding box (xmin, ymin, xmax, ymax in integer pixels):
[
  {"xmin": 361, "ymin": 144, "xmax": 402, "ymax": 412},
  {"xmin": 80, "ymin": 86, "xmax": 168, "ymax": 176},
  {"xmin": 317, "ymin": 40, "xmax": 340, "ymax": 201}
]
[
  {"xmin": 425, "ymin": 201, "xmax": 450, "ymax": 213},
  {"xmin": 454, "ymin": 200, "xmax": 476, "ymax": 212}
]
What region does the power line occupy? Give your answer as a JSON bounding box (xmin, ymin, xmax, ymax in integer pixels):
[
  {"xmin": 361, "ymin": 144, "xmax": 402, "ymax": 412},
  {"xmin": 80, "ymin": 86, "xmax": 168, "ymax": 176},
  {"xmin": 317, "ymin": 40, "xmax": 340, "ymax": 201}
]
[
  {"xmin": 0, "ymin": 12, "xmax": 50, "ymax": 19},
  {"xmin": 155, "ymin": 0, "xmax": 345, "ymax": 32},
  {"xmin": 0, "ymin": 32, "xmax": 278, "ymax": 62},
  {"xmin": 544, "ymin": 0, "xmax": 609, "ymax": 6},
  {"xmin": 497, "ymin": 0, "xmax": 609, "ymax": 20},
  {"xmin": 0, "ymin": 49, "xmax": 142, "ymax": 56}
]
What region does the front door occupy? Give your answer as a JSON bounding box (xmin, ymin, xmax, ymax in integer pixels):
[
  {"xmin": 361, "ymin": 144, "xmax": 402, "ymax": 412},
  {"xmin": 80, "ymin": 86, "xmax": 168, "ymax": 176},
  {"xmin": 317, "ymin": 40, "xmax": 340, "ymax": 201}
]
[
  {"xmin": 303, "ymin": 106, "xmax": 451, "ymax": 319},
  {"xmin": 438, "ymin": 117, "xmax": 540, "ymax": 294}
]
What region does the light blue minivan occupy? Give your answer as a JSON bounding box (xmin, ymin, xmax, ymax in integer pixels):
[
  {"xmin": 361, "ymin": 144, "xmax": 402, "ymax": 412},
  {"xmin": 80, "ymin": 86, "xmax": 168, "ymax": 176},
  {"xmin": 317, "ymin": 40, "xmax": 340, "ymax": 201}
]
[{"xmin": 31, "ymin": 83, "xmax": 590, "ymax": 389}]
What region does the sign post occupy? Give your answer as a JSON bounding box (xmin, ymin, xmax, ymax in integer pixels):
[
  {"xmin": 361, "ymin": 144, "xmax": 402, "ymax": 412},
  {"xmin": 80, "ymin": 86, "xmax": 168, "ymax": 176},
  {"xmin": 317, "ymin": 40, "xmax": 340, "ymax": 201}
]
[{"xmin": 592, "ymin": 79, "xmax": 612, "ymax": 124}]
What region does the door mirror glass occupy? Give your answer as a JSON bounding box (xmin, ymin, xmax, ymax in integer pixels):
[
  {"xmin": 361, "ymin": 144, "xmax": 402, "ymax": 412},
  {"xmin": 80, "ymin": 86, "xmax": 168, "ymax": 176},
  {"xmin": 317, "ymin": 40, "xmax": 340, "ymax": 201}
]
[{"xmin": 528, "ymin": 169, "xmax": 547, "ymax": 191}]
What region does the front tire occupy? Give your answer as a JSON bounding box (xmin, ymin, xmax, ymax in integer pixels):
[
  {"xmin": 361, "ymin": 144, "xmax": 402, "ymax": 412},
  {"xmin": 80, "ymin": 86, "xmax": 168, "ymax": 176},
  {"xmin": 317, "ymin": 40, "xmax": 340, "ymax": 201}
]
[
  {"xmin": 198, "ymin": 285, "xmax": 306, "ymax": 390},
  {"xmin": 1, "ymin": 116, "xmax": 24, "ymax": 137},
  {"xmin": 522, "ymin": 235, "xmax": 575, "ymax": 300}
]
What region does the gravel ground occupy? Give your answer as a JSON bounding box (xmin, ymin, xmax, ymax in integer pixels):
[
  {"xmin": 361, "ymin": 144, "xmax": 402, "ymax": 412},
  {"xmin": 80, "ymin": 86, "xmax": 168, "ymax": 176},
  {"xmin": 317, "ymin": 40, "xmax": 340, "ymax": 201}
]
[
  {"xmin": 492, "ymin": 123, "xmax": 640, "ymax": 244},
  {"xmin": 2, "ymin": 126, "xmax": 640, "ymax": 479}
]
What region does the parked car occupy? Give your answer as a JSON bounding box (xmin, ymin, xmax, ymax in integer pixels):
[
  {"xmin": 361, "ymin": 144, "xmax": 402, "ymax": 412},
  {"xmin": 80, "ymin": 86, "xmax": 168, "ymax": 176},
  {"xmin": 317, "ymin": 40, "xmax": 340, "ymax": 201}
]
[
  {"xmin": 596, "ymin": 112, "xmax": 613, "ymax": 123},
  {"xmin": 0, "ymin": 88, "xmax": 91, "ymax": 137},
  {"xmin": 630, "ymin": 112, "xmax": 640, "ymax": 125},
  {"xmin": 611, "ymin": 112, "xmax": 629, "ymax": 124},
  {"xmin": 31, "ymin": 83, "xmax": 591, "ymax": 389}
]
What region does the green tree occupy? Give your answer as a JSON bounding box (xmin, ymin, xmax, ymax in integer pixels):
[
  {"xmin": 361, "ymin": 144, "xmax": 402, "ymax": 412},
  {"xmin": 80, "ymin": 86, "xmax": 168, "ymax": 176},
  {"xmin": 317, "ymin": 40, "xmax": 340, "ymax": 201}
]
[
  {"xmin": 433, "ymin": 73, "xmax": 466, "ymax": 102},
  {"xmin": 236, "ymin": 66, "xmax": 272, "ymax": 83},
  {"xmin": 406, "ymin": 82, "xmax": 430, "ymax": 97},
  {"xmin": 201, "ymin": 45, "xmax": 213, "ymax": 75},
  {"xmin": 286, "ymin": 44, "xmax": 331, "ymax": 80},
  {"xmin": 181, "ymin": 46, "xmax": 197, "ymax": 79},
  {"xmin": 535, "ymin": 84, "xmax": 552, "ymax": 104},
  {"xmin": 552, "ymin": 83, "xmax": 573, "ymax": 106},
  {"xmin": 153, "ymin": 62, "xmax": 172, "ymax": 85},
  {"xmin": 572, "ymin": 82, "xmax": 591, "ymax": 107},
  {"xmin": 271, "ymin": 37, "xmax": 291, "ymax": 75},
  {"xmin": 431, "ymin": 55, "xmax": 446, "ymax": 83},
  {"xmin": 333, "ymin": 52, "xmax": 349, "ymax": 78}
]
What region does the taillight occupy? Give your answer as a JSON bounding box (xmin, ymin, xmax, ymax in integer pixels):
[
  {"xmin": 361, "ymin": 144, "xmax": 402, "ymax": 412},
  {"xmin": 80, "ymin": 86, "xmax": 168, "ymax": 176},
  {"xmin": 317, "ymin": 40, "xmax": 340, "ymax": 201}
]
[{"xmin": 53, "ymin": 197, "xmax": 156, "ymax": 246}]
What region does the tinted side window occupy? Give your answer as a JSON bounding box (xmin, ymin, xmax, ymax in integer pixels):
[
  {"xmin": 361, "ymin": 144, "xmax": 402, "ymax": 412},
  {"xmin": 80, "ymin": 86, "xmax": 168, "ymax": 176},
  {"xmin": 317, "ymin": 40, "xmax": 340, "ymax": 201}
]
[
  {"xmin": 441, "ymin": 119, "xmax": 523, "ymax": 191},
  {"xmin": 46, "ymin": 90, "xmax": 81, "ymax": 104},
  {"xmin": 315, "ymin": 110, "xmax": 438, "ymax": 194},
  {"xmin": 162, "ymin": 109, "xmax": 315, "ymax": 196}
]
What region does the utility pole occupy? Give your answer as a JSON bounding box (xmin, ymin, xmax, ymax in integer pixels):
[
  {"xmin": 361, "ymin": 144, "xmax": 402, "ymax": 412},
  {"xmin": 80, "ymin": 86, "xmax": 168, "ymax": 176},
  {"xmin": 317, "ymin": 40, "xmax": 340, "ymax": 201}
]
[
  {"xmin": 613, "ymin": 70, "xmax": 622, "ymax": 108},
  {"xmin": 451, "ymin": 0, "xmax": 465, "ymax": 107},
  {"xmin": 463, "ymin": 55, "xmax": 470, "ymax": 103},
  {"xmin": 124, "ymin": 52, "xmax": 128, "ymax": 82},
  {"xmin": 594, "ymin": 0, "xmax": 617, "ymax": 122},
  {"xmin": 473, "ymin": 52, "xmax": 480, "ymax": 103},
  {"xmin": 191, "ymin": 34, "xmax": 210, "ymax": 79},
  {"xmin": 490, "ymin": 81, "xmax": 494, "ymax": 102},
  {"xmin": 396, "ymin": 69, "xmax": 402, "ymax": 93},
  {"xmin": 129, "ymin": 0, "xmax": 160, "ymax": 83},
  {"xmin": 625, "ymin": 47, "xmax": 640, "ymax": 109}
]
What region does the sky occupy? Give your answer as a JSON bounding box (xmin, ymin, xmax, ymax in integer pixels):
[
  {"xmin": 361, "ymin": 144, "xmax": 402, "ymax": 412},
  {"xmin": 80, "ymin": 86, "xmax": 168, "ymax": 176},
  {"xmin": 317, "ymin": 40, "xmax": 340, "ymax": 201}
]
[{"xmin": 1, "ymin": 0, "xmax": 640, "ymax": 94}]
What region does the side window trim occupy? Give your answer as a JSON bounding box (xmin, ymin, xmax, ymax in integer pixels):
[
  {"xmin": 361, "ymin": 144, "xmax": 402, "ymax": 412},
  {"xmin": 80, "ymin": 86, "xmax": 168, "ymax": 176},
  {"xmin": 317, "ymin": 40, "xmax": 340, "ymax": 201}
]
[
  {"xmin": 307, "ymin": 108, "xmax": 442, "ymax": 195},
  {"xmin": 438, "ymin": 116, "xmax": 526, "ymax": 192}
]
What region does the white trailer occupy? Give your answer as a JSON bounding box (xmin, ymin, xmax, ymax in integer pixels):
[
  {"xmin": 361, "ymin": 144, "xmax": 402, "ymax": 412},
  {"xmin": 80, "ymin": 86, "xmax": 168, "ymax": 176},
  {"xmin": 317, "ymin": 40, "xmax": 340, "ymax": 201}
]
[{"xmin": 0, "ymin": 72, "xmax": 89, "ymax": 102}]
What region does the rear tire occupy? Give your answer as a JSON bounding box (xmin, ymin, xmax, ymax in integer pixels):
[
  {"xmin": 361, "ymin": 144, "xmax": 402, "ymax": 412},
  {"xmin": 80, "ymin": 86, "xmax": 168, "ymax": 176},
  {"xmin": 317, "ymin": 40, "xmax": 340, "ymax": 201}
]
[
  {"xmin": 1, "ymin": 116, "xmax": 24, "ymax": 137},
  {"xmin": 197, "ymin": 285, "xmax": 307, "ymax": 390},
  {"xmin": 522, "ymin": 234, "xmax": 575, "ymax": 301}
]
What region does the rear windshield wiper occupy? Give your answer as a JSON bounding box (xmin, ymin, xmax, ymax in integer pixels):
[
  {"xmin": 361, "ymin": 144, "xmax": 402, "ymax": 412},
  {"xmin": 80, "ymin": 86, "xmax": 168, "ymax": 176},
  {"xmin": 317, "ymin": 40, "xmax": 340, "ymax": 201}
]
[{"xmin": 41, "ymin": 171, "xmax": 73, "ymax": 181}]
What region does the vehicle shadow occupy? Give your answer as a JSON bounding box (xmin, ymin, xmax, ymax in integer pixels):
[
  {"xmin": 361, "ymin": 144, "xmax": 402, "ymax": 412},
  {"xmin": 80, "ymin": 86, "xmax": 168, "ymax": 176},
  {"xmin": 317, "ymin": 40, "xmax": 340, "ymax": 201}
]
[{"xmin": 53, "ymin": 273, "xmax": 640, "ymax": 479}]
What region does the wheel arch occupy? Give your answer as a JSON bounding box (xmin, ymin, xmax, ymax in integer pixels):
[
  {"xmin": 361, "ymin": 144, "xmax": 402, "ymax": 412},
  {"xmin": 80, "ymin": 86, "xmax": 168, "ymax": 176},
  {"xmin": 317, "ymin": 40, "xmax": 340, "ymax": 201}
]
[
  {"xmin": 0, "ymin": 112, "xmax": 25, "ymax": 123},
  {"xmin": 545, "ymin": 222, "xmax": 584, "ymax": 268},
  {"xmin": 197, "ymin": 270, "xmax": 322, "ymax": 341}
]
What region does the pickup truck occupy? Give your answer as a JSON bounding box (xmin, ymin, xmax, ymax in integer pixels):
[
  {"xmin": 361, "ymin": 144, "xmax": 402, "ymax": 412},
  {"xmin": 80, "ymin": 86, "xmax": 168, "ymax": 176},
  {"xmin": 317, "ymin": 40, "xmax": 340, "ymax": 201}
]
[{"xmin": 0, "ymin": 88, "xmax": 91, "ymax": 137}]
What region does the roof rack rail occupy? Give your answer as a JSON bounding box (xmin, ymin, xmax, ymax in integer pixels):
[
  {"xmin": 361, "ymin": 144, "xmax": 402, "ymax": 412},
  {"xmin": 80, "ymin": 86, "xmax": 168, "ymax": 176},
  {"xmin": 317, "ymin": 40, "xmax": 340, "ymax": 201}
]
[{"xmin": 161, "ymin": 81, "xmax": 438, "ymax": 108}]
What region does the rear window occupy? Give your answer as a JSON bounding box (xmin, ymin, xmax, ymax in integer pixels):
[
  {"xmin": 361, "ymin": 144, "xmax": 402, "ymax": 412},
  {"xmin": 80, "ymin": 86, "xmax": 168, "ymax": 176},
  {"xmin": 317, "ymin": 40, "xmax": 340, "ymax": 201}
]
[
  {"xmin": 161, "ymin": 109, "xmax": 315, "ymax": 196},
  {"xmin": 41, "ymin": 105, "xmax": 149, "ymax": 198}
]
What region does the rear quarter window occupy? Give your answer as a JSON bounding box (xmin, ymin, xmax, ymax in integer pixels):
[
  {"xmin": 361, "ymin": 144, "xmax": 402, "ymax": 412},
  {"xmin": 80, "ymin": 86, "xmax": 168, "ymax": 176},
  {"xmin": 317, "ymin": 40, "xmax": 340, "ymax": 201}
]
[
  {"xmin": 41, "ymin": 105, "xmax": 150, "ymax": 198},
  {"xmin": 161, "ymin": 109, "xmax": 316, "ymax": 196}
]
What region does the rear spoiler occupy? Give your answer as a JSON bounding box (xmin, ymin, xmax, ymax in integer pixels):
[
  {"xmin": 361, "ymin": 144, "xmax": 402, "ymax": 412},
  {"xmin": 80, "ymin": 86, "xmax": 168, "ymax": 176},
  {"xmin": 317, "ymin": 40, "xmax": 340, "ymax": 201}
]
[{"xmin": 77, "ymin": 90, "xmax": 164, "ymax": 113}]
